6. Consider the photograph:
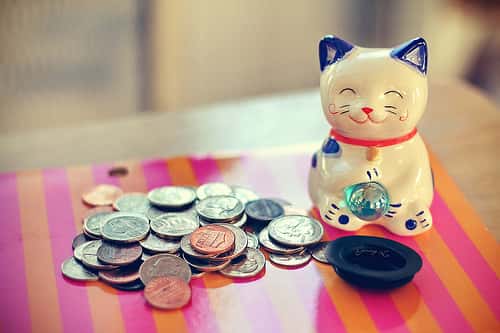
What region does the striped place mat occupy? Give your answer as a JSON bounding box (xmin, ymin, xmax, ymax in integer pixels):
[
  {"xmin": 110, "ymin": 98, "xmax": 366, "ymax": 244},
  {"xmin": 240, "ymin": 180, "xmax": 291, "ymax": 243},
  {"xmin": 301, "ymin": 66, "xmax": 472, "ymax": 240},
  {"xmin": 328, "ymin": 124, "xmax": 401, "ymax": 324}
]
[{"xmin": 1, "ymin": 148, "xmax": 499, "ymax": 333}]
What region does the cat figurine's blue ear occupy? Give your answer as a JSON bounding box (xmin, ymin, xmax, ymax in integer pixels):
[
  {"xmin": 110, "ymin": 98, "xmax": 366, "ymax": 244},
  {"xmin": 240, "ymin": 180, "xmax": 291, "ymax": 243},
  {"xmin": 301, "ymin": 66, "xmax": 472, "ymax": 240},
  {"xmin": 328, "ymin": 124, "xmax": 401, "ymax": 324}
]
[
  {"xmin": 390, "ymin": 37, "xmax": 428, "ymax": 75},
  {"xmin": 319, "ymin": 36, "xmax": 354, "ymax": 71}
]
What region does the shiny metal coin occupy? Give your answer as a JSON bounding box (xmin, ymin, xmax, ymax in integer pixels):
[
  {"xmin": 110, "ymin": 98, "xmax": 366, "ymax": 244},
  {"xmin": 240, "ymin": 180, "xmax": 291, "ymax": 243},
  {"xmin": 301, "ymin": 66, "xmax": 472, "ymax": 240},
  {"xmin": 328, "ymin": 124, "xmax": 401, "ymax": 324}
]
[
  {"xmin": 98, "ymin": 262, "xmax": 141, "ymax": 285},
  {"xmin": 268, "ymin": 215, "xmax": 324, "ymax": 247},
  {"xmin": 110, "ymin": 280, "xmax": 145, "ymax": 291},
  {"xmin": 83, "ymin": 207, "xmax": 114, "ymax": 238},
  {"xmin": 231, "ymin": 186, "xmax": 259, "ymax": 205},
  {"xmin": 182, "ymin": 253, "xmax": 231, "ymax": 272},
  {"xmin": 269, "ymin": 251, "xmax": 312, "ymax": 267},
  {"xmin": 150, "ymin": 213, "xmax": 199, "ymax": 238},
  {"xmin": 245, "ymin": 199, "xmax": 284, "ymax": 223},
  {"xmin": 180, "ymin": 234, "xmax": 219, "ymax": 260},
  {"xmin": 146, "ymin": 204, "xmax": 170, "ymax": 220},
  {"xmin": 140, "ymin": 233, "xmax": 181, "ymax": 253},
  {"xmin": 72, "ymin": 233, "xmax": 90, "ymax": 250},
  {"xmin": 141, "ymin": 252, "xmax": 153, "ymax": 261},
  {"xmin": 101, "ymin": 212, "xmax": 150, "ymax": 243},
  {"xmin": 310, "ymin": 241, "xmax": 330, "ymax": 264},
  {"xmin": 82, "ymin": 184, "xmax": 123, "ymax": 206},
  {"xmin": 246, "ymin": 232, "xmax": 259, "ymax": 249},
  {"xmin": 208, "ymin": 223, "xmax": 248, "ymax": 261},
  {"xmin": 148, "ymin": 186, "xmax": 196, "ymax": 208},
  {"xmin": 219, "ymin": 248, "xmax": 265, "ymax": 278},
  {"xmin": 258, "ymin": 228, "xmax": 304, "ymax": 255},
  {"xmin": 144, "ymin": 276, "xmax": 191, "ymax": 310},
  {"xmin": 74, "ymin": 241, "xmax": 93, "ymax": 262},
  {"xmin": 97, "ymin": 242, "xmax": 142, "ymax": 266},
  {"xmin": 61, "ymin": 257, "xmax": 98, "ymax": 281},
  {"xmin": 139, "ymin": 253, "xmax": 192, "ymax": 285},
  {"xmin": 199, "ymin": 213, "xmax": 247, "ymax": 228},
  {"xmin": 80, "ymin": 240, "xmax": 119, "ymax": 270},
  {"xmin": 113, "ymin": 193, "xmax": 150, "ymax": 214},
  {"xmin": 196, "ymin": 195, "xmax": 244, "ymax": 223},
  {"xmin": 196, "ymin": 182, "xmax": 233, "ymax": 200}
]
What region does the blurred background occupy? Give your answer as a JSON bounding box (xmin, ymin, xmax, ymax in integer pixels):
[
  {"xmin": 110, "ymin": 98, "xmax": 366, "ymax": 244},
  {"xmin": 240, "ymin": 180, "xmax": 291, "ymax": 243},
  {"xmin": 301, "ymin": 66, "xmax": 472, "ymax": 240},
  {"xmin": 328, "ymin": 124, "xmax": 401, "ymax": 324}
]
[{"xmin": 1, "ymin": 0, "xmax": 499, "ymax": 134}]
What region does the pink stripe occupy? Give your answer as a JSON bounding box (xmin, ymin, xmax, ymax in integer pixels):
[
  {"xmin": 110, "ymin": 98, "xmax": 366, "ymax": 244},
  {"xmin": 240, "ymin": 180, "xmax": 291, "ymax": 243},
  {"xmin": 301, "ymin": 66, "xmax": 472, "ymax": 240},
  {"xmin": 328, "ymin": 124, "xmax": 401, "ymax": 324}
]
[
  {"xmin": 240, "ymin": 153, "xmax": 347, "ymax": 333},
  {"xmin": 0, "ymin": 173, "xmax": 31, "ymax": 333},
  {"xmin": 42, "ymin": 169, "xmax": 94, "ymax": 333},
  {"xmin": 92, "ymin": 163, "xmax": 157, "ymax": 333},
  {"xmin": 432, "ymin": 192, "xmax": 500, "ymax": 317}
]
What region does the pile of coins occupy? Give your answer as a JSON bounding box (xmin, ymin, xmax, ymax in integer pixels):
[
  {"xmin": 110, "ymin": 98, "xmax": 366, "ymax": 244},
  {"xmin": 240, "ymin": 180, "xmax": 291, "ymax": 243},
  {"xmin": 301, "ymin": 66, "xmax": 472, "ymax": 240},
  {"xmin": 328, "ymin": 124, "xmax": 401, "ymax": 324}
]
[{"xmin": 61, "ymin": 182, "xmax": 328, "ymax": 310}]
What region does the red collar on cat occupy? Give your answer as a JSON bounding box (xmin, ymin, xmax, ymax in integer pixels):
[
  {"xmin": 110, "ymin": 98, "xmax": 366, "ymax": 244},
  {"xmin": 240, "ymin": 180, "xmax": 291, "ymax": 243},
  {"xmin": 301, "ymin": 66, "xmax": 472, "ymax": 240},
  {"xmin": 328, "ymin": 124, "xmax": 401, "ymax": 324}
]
[{"xmin": 329, "ymin": 128, "xmax": 417, "ymax": 147}]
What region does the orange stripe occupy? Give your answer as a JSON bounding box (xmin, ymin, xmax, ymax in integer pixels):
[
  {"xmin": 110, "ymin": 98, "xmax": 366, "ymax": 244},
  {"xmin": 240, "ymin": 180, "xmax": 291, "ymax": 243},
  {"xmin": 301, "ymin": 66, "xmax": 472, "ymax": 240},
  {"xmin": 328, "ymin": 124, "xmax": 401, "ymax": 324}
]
[
  {"xmin": 429, "ymin": 150, "xmax": 500, "ymax": 277},
  {"xmin": 116, "ymin": 160, "xmax": 189, "ymax": 333},
  {"xmin": 66, "ymin": 166, "xmax": 126, "ymax": 333},
  {"xmin": 358, "ymin": 226, "xmax": 442, "ymax": 333},
  {"xmin": 166, "ymin": 157, "xmax": 198, "ymax": 186},
  {"xmin": 17, "ymin": 171, "xmax": 63, "ymax": 333}
]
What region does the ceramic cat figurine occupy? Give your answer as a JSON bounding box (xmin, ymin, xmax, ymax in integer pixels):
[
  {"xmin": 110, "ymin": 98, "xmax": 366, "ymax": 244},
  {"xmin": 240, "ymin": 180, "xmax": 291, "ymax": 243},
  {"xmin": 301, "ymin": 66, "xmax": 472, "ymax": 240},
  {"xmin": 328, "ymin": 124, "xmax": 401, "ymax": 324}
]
[{"xmin": 308, "ymin": 36, "xmax": 433, "ymax": 236}]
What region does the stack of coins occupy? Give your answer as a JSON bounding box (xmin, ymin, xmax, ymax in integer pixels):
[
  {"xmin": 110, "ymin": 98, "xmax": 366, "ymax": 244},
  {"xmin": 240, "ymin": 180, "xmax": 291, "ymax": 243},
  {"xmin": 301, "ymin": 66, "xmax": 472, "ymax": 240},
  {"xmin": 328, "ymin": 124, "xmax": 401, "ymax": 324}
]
[{"xmin": 61, "ymin": 182, "xmax": 327, "ymax": 310}]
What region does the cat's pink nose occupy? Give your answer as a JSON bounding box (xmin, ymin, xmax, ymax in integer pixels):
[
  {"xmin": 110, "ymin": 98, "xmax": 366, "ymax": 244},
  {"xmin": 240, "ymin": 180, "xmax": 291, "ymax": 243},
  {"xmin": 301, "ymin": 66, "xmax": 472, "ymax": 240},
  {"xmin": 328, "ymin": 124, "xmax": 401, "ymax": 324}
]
[{"xmin": 362, "ymin": 107, "xmax": 373, "ymax": 115}]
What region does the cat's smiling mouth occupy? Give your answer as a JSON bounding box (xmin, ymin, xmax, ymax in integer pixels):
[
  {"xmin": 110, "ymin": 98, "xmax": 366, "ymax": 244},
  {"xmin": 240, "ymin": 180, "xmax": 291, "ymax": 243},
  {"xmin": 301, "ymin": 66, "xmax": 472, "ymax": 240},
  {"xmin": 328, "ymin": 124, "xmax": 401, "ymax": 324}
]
[{"xmin": 349, "ymin": 115, "xmax": 386, "ymax": 124}]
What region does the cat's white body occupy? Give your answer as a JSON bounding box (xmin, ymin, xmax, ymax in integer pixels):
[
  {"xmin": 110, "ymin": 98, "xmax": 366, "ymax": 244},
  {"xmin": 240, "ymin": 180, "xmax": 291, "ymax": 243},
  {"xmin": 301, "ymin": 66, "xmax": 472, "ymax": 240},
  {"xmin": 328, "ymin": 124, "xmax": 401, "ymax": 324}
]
[{"xmin": 308, "ymin": 37, "xmax": 434, "ymax": 236}]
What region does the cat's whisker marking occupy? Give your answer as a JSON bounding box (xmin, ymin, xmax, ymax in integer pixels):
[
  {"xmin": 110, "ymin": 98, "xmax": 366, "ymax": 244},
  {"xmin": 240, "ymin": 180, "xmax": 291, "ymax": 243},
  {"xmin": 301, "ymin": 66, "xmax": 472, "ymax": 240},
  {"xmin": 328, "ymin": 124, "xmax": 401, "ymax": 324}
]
[
  {"xmin": 384, "ymin": 214, "xmax": 394, "ymax": 218},
  {"xmin": 366, "ymin": 170, "xmax": 372, "ymax": 180},
  {"xmin": 422, "ymin": 224, "xmax": 430, "ymax": 228},
  {"xmin": 339, "ymin": 104, "xmax": 351, "ymax": 108},
  {"xmin": 373, "ymin": 168, "xmax": 379, "ymax": 176},
  {"xmin": 416, "ymin": 210, "xmax": 425, "ymax": 216},
  {"xmin": 419, "ymin": 219, "xmax": 427, "ymax": 223},
  {"xmin": 385, "ymin": 110, "xmax": 398, "ymax": 115},
  {"xmin": 331, "ymin": 203, "xmax": 339, "ymax": 210},
  {"xmin": 384, "ymin": 105, "xmax": 397, "ymax": 109},
  {"xmin": 390, "ymin": 203, "xmax": 402, "ymax": 208},
  {"xmin": 328, "ymin": 210, "xmax": 336, "ymax": 215},
  {"xmin": 340, "ymin": 110, "xmax": 350, "ymax": 114},
  {"xmin": 387, "ymin": 210, "xmax": 397, "ymax": 214},
  {"xmin": 324, "ymin": 215, "xmax": 332, "ymax": 221}
]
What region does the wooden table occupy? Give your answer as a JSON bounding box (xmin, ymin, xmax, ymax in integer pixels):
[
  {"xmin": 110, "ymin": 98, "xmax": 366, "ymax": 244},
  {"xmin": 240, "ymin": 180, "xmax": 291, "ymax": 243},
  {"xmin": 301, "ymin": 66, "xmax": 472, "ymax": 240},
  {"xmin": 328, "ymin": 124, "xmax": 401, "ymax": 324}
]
[{"xmin": 0, "ymin": 78, "xmax": 498, "ymax": 239}]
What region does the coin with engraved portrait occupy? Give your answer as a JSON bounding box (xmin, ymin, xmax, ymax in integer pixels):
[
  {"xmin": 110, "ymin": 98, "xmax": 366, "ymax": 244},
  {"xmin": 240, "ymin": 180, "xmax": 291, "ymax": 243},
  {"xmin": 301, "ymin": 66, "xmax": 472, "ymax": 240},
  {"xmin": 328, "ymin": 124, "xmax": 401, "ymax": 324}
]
[
  {"xmin": 61, "ymin": 257, "xmax": 98, "ymax": 281},
  {"xmin": 196, "ymin": 195, "xmax": 244, "ymax": 223},
  {"xmin": 101, "ymin": 212, "xmax": 150, "ymax": 243},
  {"xmin": 139, "ymin": 254, "xmax": 191, "ymax": 285},
  {"xmin": 97, "ymin": 242, "xmax": 142, "ymax": 266},
  {"xmin": 190, "ymin": 225, "xmax": 235, "ymax": 255},
  {"xmin": 150, "ymin": 213, "xmax": 199, "ymax": 238},
  {"xmin": 310, "ymin": 241, "xmax": 330, "ymax": 264},
  {"xmin": 269, "ymin": 251, "xmax": 312, "ymax": 267},
  {"xmin": 180, "ymin": 235, "xmax": 219, "ymax": 260},
  {"xmin": 258, "ymin": 227, "xmax": 304, "ymax": 255},
  {"xmin": 231, "ymin": 186, "xmax": 259, "ymax": 205},
  {"xmin": 148, "ymin": 186, "xmax": 196, "ymax": 208},
  {"xmin": 140, "ymin": 232, "xmax": 181, "ymax": 253},
  {"xmin": 245, "ymin": 199, "xmax": 284, "ymax": 223},
  {"xmin": 207, "ymin": 223, "xmax": 248, "ymax": 261},
  {"xmin": 268, "ymin": 215, "xmax": 324, "ymax": 247},
  {"xmin": 113, "ymin": 192, "xmax": 150, "ymax": 214},
  {"xmin": 219, "ymin": 248, "xmax": 265, "ymax": 278},
  {"xmin": 83, "ymin": 207, "xmax": 114, "ymax": 238},
  {"xmin": 196, "ymin": 182, "xmax": 233, "ymax": 200},
  {"xmin": 80, "ymin": 240, "xmax": 119, "ymax": 270},
  {"xmin": 144, "ymin": 276, "xmax": 191, "ymax": 310}
]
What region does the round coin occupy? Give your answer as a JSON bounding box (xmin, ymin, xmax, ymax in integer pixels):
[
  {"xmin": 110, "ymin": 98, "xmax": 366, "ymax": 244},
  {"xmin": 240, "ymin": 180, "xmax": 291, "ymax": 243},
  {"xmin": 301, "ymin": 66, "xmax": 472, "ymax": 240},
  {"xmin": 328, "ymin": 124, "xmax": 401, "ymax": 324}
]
[
  {"xmin": 146, "ymin": 205, "xmax": 170, "ymax": 220},
  {"xmin": 269, "ymin": 251, "xmax": 312, "ymax": 267},
  {"xmin": 61, "ymin": 257, "xmax": 98, "ymax": 281},
  {"xmin": 72, "ymin": 233, "xmax": 90, "ymax": 250},
  {"xmin": 111, "ymin": 280, "xmax": 145, "ymax": 291},
  {"xmin": 231, "ymin": 186, "xmax": 259, "ymax": 205},
  {"xmin": 139, "ymin": 254, "xmax": 191, "ymax": 285},
  {"xmin": 246, "ymin": 232, "xmax": 259, "ymax": 249},
  {"xmin": 150, "ymin": 213, "xmax": 199, "ymax": 238},
  {"xmin": 196, "ymin": 182, "xmax": 233, "ymax": 200},
  {"xmin": 140, "ymin": 233, "xmax": 181, "ymax": 253},
  {"xmin": 98, "ymin": 262, "xmax": 141, "ymax": 285},
  {"xmin": 182, "ymin": 253, "xmax": 231, "ymax": 272},
  {"xmin": 113, "ymin": 193, "xmax": 150, "ymax": 214},
  {"xmin": 144, "ymin": 276, "xmax": 191, "ymax": 310},
  {"xmin": 196, "ymin": 195, "xmax": 244, "ymax": 223},
  {"xmin": 190, "ymin": 225, "xmax": 235, "ymax": 255},
  {"xmin": 258, "ymin": 227, "xmax": 304, "ymax": 255},
  {"xmin": 82, "ymin": 184, "xmax": 123, "ymax": 206},
  {"xmin": 97, "ymin": 242, "xmax": 142, "ymax": 266},
  {"xmin": 180, "ymin": 234, "xmax": 219, "ymax": 260},
  {"xmin": 208, "ymin": 223, "xmax": 248, "ymax": 261},
  {"xmin": 74, "ymin": 241, "xmax": 92, "ymax": 262},
  {"xmin": 219, "ymin": 248, "xmax": 266, "ymax": 278},
  {"xmin": 268, "ymin": 215, "xmax": 324, "ymax": 247},
  {"xmin": 245, "ymin": 199, "xmax": 284, "ymax": 223},
  {"xmin": 80, "ymin": 240, "xmax": 119, "ymax": 270},
  {"xmin": 82, "ymin": 207, "xmax": 114, "ymax": 238},
  {"xmin": 101, "ymin": 212, "xmax": 150, "ymax": 243},
  {"xmin": 310, "ymin": 241, "xmax": 330, "ymax": 264},
  {"xmin": 148, "ymin": 186, "xmax": 196, "ymax": 208}
]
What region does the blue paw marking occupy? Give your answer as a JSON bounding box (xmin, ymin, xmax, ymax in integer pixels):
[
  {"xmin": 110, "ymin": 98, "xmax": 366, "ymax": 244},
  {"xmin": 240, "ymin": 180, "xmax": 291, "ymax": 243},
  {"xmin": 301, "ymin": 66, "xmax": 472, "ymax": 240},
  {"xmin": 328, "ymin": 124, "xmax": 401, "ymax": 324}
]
[
  {"xmin": 338, "ymin": 214, "xmax": 349, "ymax": 225},
  {"xmin": 405, "ymin": 219, "xmax": 417, "ymax": 230},
  {"xmin": 322, "ymin": 138, "xmax": 341, "ymax": 155},
  {"xmin": 311, "ymin": 153, "xmax": 317, "ymax": 168}
]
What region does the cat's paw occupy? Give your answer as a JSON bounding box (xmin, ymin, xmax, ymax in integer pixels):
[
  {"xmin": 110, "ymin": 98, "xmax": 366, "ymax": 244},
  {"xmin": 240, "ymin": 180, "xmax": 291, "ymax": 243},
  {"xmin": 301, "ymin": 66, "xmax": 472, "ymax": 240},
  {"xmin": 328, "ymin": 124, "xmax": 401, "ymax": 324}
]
[
  {"xmin": 385, "ymin": 202, "xmax": 432, "ymax": 236},
  {"xmin": 321, "ymin": 201, "xmax": 365, "ymax": 231}
]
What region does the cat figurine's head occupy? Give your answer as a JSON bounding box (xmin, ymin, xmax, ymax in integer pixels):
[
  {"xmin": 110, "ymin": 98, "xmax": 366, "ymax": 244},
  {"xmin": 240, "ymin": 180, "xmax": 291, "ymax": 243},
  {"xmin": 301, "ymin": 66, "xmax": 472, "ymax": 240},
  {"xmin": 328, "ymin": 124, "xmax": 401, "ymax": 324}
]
[{"xmin": 319, "ymin": 36, "xmax": 428, "ymax": 140}]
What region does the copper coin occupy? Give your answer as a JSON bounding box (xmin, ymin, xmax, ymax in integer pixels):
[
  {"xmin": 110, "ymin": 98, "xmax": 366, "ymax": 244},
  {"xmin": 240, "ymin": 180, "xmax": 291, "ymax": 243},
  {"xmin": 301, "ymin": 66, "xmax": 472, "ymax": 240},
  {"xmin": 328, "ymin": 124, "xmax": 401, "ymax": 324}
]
[
  {"xmin": 189, "ymin": 225, "xmax": 235, "ymax": 255},
  {"xmin": 97, "ymin": 242, "xmax": 142, "ymax": 266},
  {"xmin": 139, "ymin": 254, "xmax": 191, "ymax": 285},
  {"xmin": 98, "ymin": 263, "xmax": 141, "ymax": 285},
  {"xmin": 82, "ymin": 184, "xmax": 123, "ymax": 206},
  {"xmin": 144, "ymin": 276, "xmax": 191, "ymax": 310}
]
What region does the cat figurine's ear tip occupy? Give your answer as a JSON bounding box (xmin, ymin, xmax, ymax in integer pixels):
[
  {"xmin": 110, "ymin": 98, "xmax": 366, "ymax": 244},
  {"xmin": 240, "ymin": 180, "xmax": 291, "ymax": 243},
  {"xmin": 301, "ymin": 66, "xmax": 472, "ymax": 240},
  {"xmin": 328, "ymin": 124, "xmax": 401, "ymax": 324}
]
[
  {"xmin": 319, "ymin": 35, "xmax": 355, "ymax": 72},
  {"xmin": 390, "ymin": 37, "xmax": 428, "ymax": 75}
]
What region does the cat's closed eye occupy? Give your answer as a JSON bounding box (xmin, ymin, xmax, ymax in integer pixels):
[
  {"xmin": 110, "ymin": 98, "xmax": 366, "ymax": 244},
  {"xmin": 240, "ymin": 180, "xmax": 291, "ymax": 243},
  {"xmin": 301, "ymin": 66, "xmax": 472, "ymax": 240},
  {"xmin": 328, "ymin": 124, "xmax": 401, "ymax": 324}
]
[
  {"xmin": 339, "ymin": 88, "xmax": 356, "ymax": 95},
  {"xmin": 384, "ymin": 90, "xmax": 403, "ymax": 99}
]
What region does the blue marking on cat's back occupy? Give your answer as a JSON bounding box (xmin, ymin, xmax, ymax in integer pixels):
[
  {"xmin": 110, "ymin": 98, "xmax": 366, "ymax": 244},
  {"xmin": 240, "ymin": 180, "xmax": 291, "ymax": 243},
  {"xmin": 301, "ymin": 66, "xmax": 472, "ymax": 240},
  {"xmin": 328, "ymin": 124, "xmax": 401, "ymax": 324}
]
[
  {"xmin": 311, "ymin": 153, "xmax": 318, "ymax": 168},
  {"xmin": 322, "ymin": 138, "xmax": 341, "ymax": 156}
]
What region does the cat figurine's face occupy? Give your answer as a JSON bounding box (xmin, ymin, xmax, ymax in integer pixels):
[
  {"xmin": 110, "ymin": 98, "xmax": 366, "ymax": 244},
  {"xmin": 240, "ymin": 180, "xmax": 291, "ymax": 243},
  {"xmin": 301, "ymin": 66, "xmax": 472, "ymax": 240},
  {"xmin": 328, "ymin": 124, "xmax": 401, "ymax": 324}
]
[{"xmin": 319, "ymin": 37, "xmax": 428, "ymax": 140}]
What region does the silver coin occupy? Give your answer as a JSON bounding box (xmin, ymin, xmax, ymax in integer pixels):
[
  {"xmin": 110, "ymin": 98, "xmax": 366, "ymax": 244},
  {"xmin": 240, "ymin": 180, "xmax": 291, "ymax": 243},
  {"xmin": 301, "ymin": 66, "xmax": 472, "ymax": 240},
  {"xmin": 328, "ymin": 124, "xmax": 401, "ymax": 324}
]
[
  {"xmin": 231, "ymin": 186, "xmax": 259, "ymax": 205},
  {"xmin": 196, "ymin": 182, "xmax": 233, "ymax": 200},
  {"xmin": 101, "ymin": 212, "xmax": 150, "ymax": 243},
  {"xmin": 142, "ymin": 252, "xmax": 153, "ymax": 261},
  {"xmin": 246, "ymin": 232, "xmax": 259, "ymax": 249},
  {"xmin": 258, "ymin": 228, "xmax": 304, "ymax": 255},
  {"xmin": 150, "ymin": 213, "xmax": 199, "ymax": 238},
  {"xmin": 208, "ymin": 223, "xmax": 248, "ymax": 261},
  {"xmin": 196, "ymin": 195, "xmax": 244, "ymax": 223},
  {"xmin": 180, "ymin": 234, "xmax": 218, "ymax": 260},
  {"xmin": 83, "ymin": 211, "xmax": 113, "ymax": 238},
  {"xmin": 147, "ymin": 186, "xmax": 196, "ymax": 208},
  {"xmin": 269, "ymin": 251, "xmax": 312, "ymax": 267},
  {"xmin": 80, "ymin": 240, "xmax": 119, "ymax": 270},
  {"xmin": 113, "ymin": 193, "xmax": 150, "ymax": 214},
  {"xmin": 199, "ymin": 213, "xmax": 247, "ymax": 228},
  {"xmin": 140, "ymin": 233, "xmax": 181, "ymax": 253},
  {"xmin": 61, "ymin": 257, "xmax": 98, "ymax": 281},
  {"xmin": 219, "ymin": 248, "xmax": 266, "ymax": 278},
  {"xmin": 139, "ymin": 253, "xmax": 192, "ymax": 284},
  {"xmin": 146, "ymin": 205, "xmax": 170, "ymax": 220},
  {"xmin": 182, "ymin": 253, "xmax": 231, "ymax": 272},
  {"xmin": 310, "ymin": 241, "xmax": 330, "ymax": 264},
  {"xmin": 74, "ymin": 241, "xmax": 93, "ymax": 261},
  {"xmin": 245, "ymin": 199, "xmax": 284, "ymax": 223},
  {"xmin": 268, "ymin": 215, "xmax": 324, "ymax": 247}
]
